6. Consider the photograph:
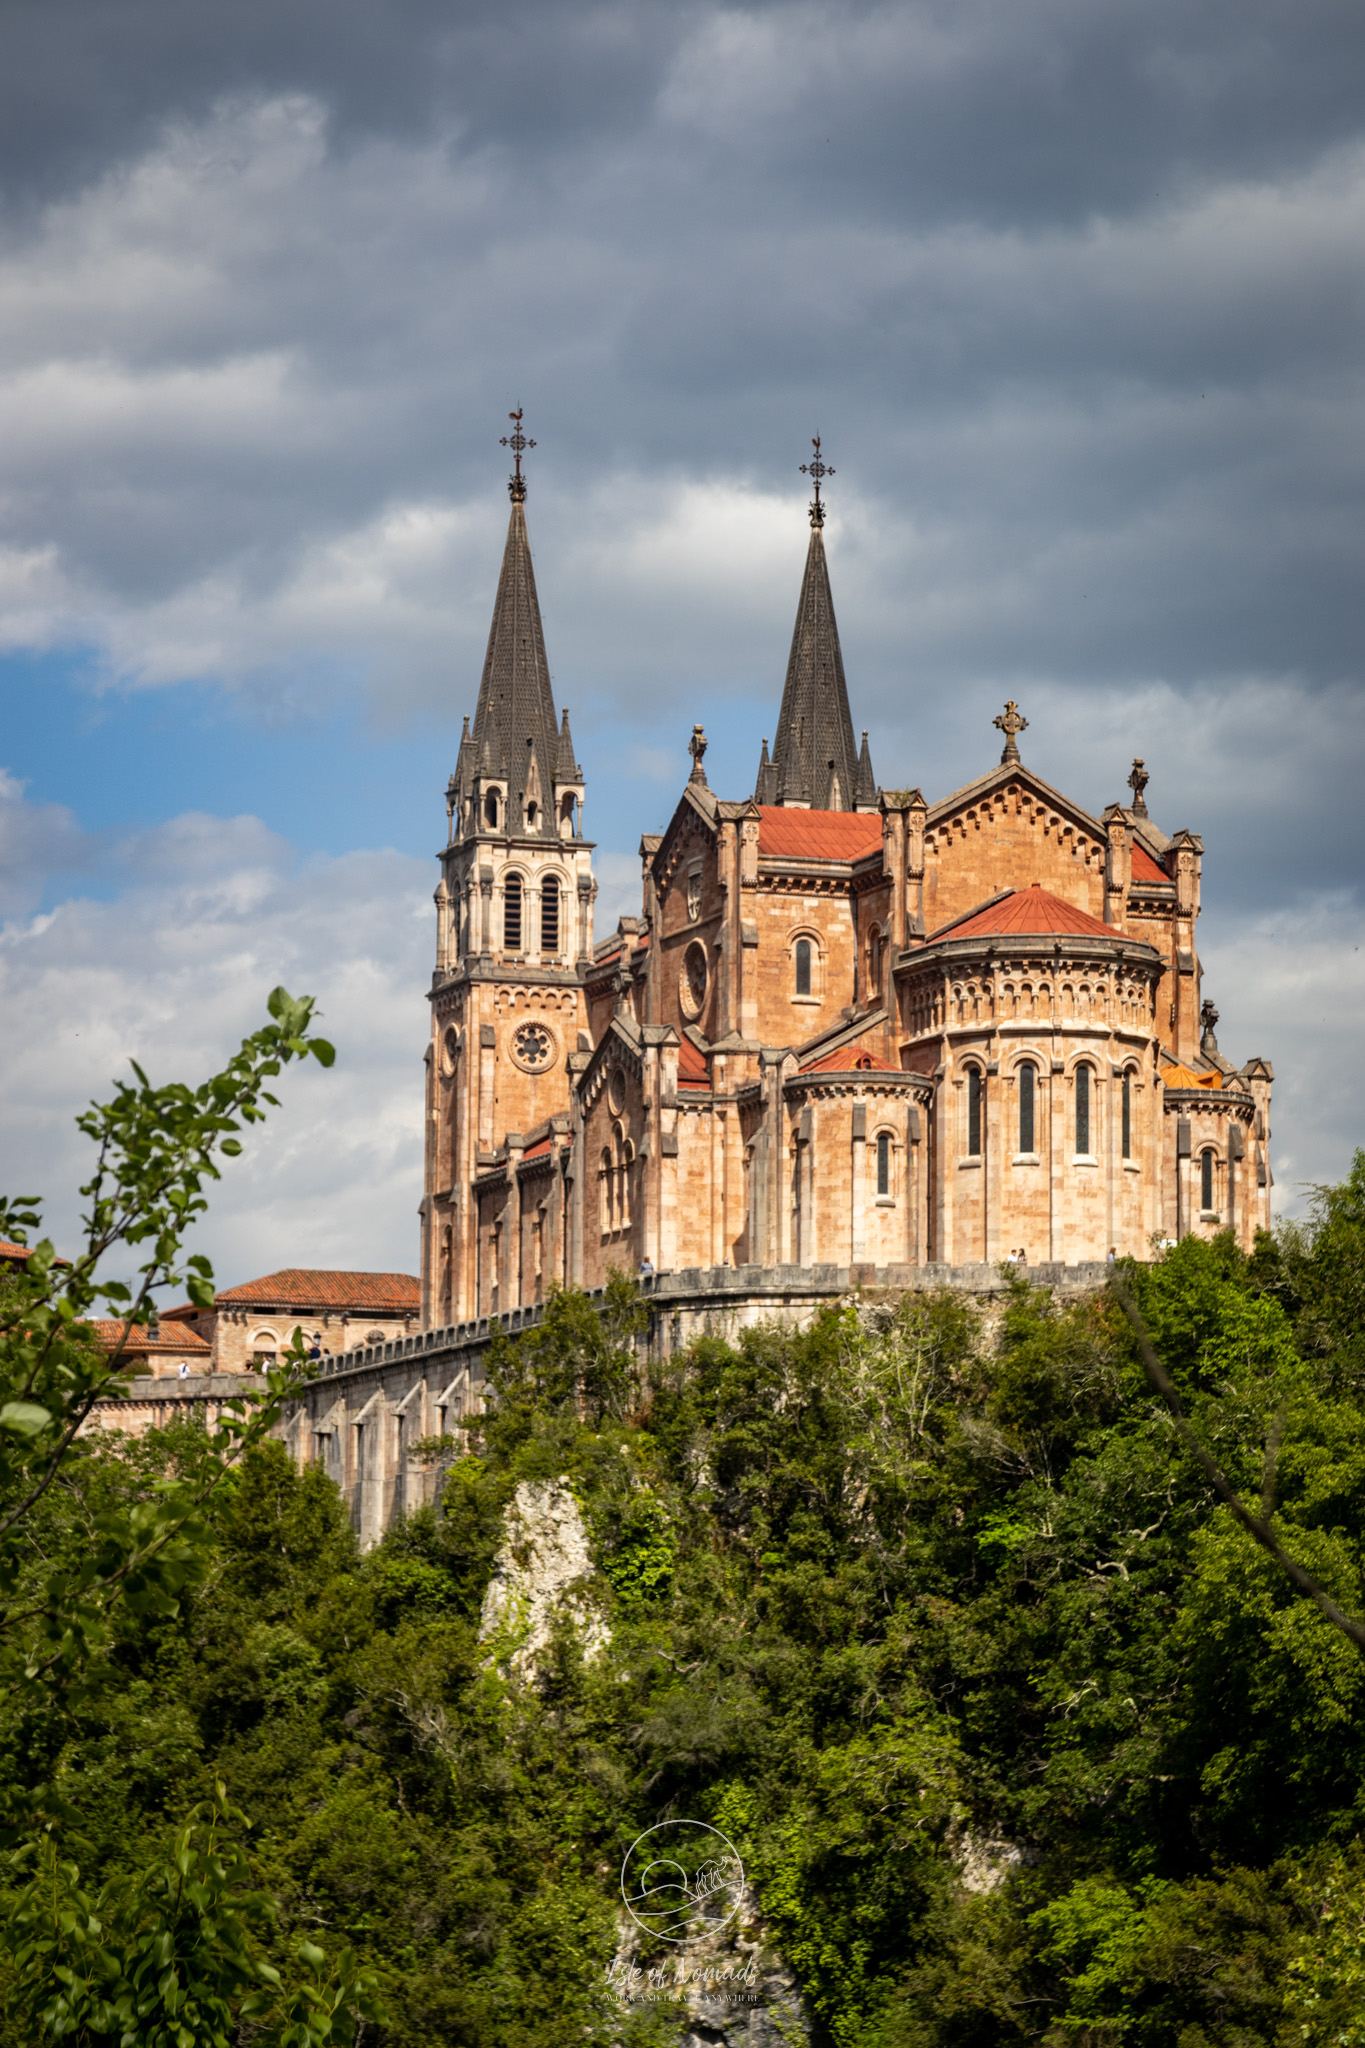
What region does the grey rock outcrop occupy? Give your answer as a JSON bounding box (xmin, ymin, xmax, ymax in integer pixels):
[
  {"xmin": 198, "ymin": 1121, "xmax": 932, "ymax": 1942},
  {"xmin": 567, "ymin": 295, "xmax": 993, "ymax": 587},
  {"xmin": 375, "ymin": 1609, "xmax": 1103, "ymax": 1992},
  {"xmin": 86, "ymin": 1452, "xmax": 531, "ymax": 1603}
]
[{"xmin": 478, "ymin": 1479, "xmax": 609, "ymax": 1683}]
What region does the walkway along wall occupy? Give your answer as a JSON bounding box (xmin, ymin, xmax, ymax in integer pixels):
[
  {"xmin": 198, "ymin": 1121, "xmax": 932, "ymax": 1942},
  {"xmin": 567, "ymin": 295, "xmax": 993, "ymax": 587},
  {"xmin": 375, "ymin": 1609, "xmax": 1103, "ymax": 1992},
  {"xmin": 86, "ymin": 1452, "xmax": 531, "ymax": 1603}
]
[{"xmin": 94, "ymin": 1261, "xmax": 1114, "ymax": 1550}]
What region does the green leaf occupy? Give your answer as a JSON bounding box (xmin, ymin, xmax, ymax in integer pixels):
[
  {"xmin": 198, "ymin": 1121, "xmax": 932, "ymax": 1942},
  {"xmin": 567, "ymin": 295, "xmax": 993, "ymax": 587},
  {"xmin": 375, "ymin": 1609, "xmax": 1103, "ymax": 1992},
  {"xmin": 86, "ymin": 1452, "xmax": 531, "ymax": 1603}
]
[{"xmin": 0, "ymin": 1402, "xmax": 51, "ymax": 1438}]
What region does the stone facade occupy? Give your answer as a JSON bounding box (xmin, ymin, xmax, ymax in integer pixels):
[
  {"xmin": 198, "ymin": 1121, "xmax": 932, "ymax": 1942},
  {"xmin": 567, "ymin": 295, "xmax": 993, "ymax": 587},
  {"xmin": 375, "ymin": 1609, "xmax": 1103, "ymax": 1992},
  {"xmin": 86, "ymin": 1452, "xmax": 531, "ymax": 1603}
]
[{"xmin": 421, "ymin": 455, "xmax": 1274, "ymax": 1324}]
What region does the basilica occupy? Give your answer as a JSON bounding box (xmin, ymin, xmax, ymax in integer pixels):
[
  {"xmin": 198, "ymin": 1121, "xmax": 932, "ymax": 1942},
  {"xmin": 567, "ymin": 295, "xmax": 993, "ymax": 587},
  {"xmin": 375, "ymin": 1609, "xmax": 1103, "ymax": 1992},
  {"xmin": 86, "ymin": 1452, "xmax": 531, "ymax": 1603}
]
[{"xmin": 419, "ymin": 428, "xmax": 1273, "ymax": 1323}]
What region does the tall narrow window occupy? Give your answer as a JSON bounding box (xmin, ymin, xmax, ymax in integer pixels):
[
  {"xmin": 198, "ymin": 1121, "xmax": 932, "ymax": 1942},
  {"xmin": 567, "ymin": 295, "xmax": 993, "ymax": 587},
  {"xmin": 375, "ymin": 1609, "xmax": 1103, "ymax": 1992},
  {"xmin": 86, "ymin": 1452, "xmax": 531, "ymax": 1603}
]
[
  {"xmin": 503, "ymin": 874, "xmax": 522, "ymax": 951},
  {"xmin": 1122, "ymin": 1071, "xmax": 1132, "ymax": 1158},
  {"xmin": 876, "ymin": 1132, "xmax": 891, "ymax": 1195},
  {"xmin": 1075, "ymin": 1065, "xmax": 1091, "ymax": 1155},
  {"xmin": 1019, "ymin": 1063, "xmax": 1035, "ymax": 1154},
  {"xmin": 484, "ymin": 790, "xmax": 499, "ymax": 829},
  {"xmin": 967, "ymin": 1069, "xmax": 982, "ymax": 1156},
  {"xmin": 540, "ymin": 879, "xmax": 559, "ymax": 956},
  {"xmin": 795, "ymin": 938, "xmax": 812, "ymax": 996},
  {"xmin": 1201, "ymin": 1149, "xmax": 1214, "ymax": 1212}
]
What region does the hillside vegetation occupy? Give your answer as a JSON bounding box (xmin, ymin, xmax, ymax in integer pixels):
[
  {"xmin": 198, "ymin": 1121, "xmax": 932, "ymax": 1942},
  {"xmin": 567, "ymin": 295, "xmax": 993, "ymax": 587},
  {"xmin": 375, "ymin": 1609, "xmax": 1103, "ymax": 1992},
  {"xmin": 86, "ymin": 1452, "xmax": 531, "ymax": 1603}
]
[{"xmin": 6, "ymin": 1163, "xmax": 1365, "ymax": 2044}]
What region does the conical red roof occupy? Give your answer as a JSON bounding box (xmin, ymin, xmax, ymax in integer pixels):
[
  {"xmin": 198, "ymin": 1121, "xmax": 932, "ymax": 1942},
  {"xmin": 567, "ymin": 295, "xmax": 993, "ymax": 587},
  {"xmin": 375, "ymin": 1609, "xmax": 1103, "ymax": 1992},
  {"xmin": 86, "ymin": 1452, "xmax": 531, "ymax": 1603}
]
[{"xmin": 932, "ymin": 884, "xmax": 1119, "ymax": 941}]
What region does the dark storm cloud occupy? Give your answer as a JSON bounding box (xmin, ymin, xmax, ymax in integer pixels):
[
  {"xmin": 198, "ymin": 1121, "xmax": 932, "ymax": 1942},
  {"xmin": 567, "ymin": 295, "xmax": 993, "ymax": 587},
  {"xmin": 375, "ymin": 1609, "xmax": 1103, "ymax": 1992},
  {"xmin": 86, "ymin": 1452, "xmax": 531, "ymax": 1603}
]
[
  {"xmin": 6, "ymin": 0, "xmax": 1365, "ymax": 223},
  {"xmin": 0, "ymin": 0, "xmax": 1361, "ymax": 927}
]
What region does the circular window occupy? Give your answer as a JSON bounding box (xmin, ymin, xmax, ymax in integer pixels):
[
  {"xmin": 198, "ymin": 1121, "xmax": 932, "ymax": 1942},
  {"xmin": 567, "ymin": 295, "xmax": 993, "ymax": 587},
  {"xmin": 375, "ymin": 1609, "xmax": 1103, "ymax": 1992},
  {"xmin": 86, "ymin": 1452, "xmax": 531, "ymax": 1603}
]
[
  {"xmin": 510, "ymin": 1021, "xmax": 556, "ymax": 1072},
  {"xmin": 441, "ymin": 1025, "xmax": 459, "ymax": 1075},
  {"xmin": 679, "ymin": 941, "xmax": 708, "ymax": 1020},
  {"xmin": 608, "ymin": 1066, "xmax": 627, "ymax": 1113}
]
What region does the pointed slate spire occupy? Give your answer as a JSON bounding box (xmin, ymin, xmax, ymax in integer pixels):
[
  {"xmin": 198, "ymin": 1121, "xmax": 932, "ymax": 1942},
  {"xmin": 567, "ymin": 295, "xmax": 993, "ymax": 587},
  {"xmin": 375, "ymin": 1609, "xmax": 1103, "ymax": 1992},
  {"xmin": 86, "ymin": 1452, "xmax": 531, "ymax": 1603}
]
[
  {"xmin": 755, "ymin": 736, "xmax": 778, "ymax": 805},
  {"xmin": 555, "ymin": 706, "xmax": 580, "ymax": 782},
  {"xmin": 467, "ymin": 440, "xmax": 562, "ymax": 824},
  {"xmin": 855, "ymin": 729, "xmax": 877, "ymax": 808},
  {"xmin": 766, "ymin": 512, "xmax": 859, "ymax": 811}
]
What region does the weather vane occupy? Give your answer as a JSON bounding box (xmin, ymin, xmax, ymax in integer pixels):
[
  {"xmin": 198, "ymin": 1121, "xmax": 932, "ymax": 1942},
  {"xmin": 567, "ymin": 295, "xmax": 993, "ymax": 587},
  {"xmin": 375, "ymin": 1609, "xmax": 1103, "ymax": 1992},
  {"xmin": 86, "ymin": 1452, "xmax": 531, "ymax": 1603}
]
[
  {"xmin": 800, "ymin": 435, "xmax": 834, "ymax": 528},
  {"xmin": 500, "ymin": 408, "xmax": 535, "ymax": 502}
]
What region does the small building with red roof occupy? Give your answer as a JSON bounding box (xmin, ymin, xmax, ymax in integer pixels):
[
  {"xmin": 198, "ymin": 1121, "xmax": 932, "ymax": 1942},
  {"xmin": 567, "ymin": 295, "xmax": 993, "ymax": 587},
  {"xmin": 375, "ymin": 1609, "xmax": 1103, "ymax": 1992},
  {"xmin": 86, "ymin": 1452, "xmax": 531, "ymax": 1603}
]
[{"xmin": 162, "ymin": 1269, "xmax": 421, "ymax": 1375}]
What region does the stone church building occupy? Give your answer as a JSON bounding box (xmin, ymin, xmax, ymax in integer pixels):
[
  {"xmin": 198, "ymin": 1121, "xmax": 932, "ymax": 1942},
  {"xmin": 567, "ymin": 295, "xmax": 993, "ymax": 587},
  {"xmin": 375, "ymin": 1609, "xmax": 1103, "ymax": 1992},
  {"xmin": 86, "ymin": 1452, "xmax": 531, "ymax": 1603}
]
[{"xmin": 420, "ymin": 436, "xmax": 1273, "ymax": 1323}]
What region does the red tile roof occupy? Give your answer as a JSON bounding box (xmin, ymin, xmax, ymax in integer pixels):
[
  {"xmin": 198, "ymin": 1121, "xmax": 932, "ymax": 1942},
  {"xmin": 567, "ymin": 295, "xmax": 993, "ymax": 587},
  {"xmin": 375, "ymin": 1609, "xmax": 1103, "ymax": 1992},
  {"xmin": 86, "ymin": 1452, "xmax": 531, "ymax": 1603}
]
[
  {"xmin": 88, "ymin": 1319, "xmax": 211, "ymax": 1354},
  {"xmin": 592, "ymin": 933, "xmax": 651, "ymax": 973},
  {"xmin": 521, "ymin": 1137, "xmax": 552, "ymax": 1159},
  {"xmin": 757, "ymin": 806, "xmax": 883, "ymax": 862},
  {"xmin": 799, "ymin": 1046, "xmax": 902, "ymax": 1075},
  {"xmin": 1131, "ymin": 844, "xmax": 1167, "ymax": 884},
  {"xmin": 932, "ymin": 884, "xmax": 1118, "ymax": 942},
  {"xmin": 214, "ymin": 1270, "xmax": 421, "ymax": 1312},
  {"xmin": 0, "ymin": 1238, "xmax": 34, "ymax": 1263},
  {"xmin": 1161, "ymin": 1063, "xmax": 1223, "ymax": 1089},
  {"xmin": 677, "ymin": 1037, "xmax": 710, "ymax": 1088}
]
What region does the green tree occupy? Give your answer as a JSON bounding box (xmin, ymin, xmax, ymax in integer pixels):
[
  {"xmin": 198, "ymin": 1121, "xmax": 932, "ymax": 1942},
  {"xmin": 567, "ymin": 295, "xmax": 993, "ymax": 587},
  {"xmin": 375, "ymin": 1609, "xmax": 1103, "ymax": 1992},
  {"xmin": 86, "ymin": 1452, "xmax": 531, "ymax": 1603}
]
[{"xmin": 0, "ymin": 990, "xmax": 381, "ymax": 2043}]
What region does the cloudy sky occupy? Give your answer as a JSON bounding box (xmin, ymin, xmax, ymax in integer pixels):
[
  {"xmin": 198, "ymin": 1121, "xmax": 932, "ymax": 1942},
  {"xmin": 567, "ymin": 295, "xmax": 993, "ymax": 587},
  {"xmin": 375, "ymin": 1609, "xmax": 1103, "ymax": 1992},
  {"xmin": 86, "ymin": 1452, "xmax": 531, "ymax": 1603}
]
[{"xmin": 1, "ymin": 0, "xmax": 1362, "ymax": 1284}]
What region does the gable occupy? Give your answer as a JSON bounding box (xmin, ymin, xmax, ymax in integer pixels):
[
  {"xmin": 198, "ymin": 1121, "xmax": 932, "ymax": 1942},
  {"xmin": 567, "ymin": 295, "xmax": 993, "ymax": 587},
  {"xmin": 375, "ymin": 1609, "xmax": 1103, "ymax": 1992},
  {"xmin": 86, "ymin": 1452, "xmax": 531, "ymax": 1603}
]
[{"xmin": 923, "ymin": 766, "xmax": 1109, "ymax": 929}]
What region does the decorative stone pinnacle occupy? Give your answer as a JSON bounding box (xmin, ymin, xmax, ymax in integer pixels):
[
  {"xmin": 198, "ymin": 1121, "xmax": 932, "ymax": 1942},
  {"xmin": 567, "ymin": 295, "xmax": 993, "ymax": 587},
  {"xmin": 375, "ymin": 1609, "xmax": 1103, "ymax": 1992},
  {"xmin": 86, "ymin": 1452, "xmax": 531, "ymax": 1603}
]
[
  {"xmin": 994, "ymin": 699, "xmax": 1029, "ymax": 765},
  {"xmin": 688, "ymin": 723, "xmax": 709, "ymax": 786},
  {"xmin": 1200, "ymin": 998, "xmax": 1219, "ymax": 1050},
  {"xmin": 500, "ymin": 407, "xmax": 536, "ymax": 502},
  {"xmin": 800, "ymin": 434, "xmax": 834, "ymax": 529},
  {"xmin": 1127, "ymin": 756, "xmax": 1150, "ymax": 815}
]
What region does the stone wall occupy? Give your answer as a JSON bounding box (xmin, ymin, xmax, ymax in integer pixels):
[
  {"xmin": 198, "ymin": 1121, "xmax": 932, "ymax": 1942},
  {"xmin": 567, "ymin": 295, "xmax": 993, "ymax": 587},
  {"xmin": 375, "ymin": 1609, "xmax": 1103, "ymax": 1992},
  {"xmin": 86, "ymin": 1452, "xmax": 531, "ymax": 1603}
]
[{"xmin": 89, "ymin": 1261, "xmax": 1112, "ymax": 1549}]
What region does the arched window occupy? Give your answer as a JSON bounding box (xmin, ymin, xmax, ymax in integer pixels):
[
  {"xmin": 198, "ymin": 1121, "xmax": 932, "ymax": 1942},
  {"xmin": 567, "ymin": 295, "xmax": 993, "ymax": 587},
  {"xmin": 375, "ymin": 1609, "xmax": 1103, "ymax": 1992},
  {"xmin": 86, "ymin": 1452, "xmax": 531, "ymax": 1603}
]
[
  {"xmin": 1122, "ymin": 1070, "xmax": 1132, "ymax": 1159},
  {"xmin": 526, "ymin": 800, "xmax": 538, "ymax": 830},
  {"xmin": 876, "ymin": 1131, "xmax": 891, "ymax": 1196},
  {"xmin": 540, "ymin": 878, "xmax": 559, "ymax": 957},
  {"xmin": 967, "ymin": 1069, "xmax": 982, "ymax": 1156},
  {"xmin": 484, "ymin": 789, "xmax": 499, "ymax": 829},
  {"xmin": 1018, "ymin": 1062, "xmax": 1036, "ymax": 1154},
  {"xmin": 1075, "ymin": 1065, "xmax": 1091, "ymax": 1156},
  {"xmin": 503, "ymin": 874, "xmax": 522, "ymax": 951},
  {"xmin": 1201, "ymin": 1149, "xmax": 1215, "ymax": 1213},
  {"xmin": 620, "ymin": 1139, "xmax": 635, "ymax": 1227},
  {"xmin": 795, "ymin": 938, "xmax": 812, "ymax": 997},
  {"xmin": 560, "ymin": 791, "xmax": 576, "ymax": 839},
  {"xmin": 600, "ymin": 1148, "xmax": 613, "ymax": 1231}
]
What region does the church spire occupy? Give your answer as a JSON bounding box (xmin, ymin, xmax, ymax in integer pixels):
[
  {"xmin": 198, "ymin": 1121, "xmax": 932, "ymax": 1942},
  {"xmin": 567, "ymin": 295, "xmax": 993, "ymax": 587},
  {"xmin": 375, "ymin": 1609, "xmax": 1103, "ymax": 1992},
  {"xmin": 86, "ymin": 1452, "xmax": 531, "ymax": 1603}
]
[
  {"xmin": 763, "ymin": 439, "xmax": 859, "ymax": 811},
  {"xmin": 465, "ymin": 412, "xmax": 562, "ymax": 825}
]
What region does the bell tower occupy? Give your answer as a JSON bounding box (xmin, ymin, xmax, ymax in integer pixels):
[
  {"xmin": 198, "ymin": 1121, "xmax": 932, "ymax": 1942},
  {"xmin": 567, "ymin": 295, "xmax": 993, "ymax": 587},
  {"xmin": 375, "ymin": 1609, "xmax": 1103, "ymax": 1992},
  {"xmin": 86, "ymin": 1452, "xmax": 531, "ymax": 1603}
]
[{"xmin": 421, "ymin": 415, "xmax": 597, "ymax": 1324}]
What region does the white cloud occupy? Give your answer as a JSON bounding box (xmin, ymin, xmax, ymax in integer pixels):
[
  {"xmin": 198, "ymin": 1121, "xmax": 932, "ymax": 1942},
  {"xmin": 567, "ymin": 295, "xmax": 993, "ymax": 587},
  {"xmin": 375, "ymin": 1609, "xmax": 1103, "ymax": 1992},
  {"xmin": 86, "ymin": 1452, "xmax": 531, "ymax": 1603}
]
[
  {"xmin": 1200, "ymin": 890, "xmax": 1365, "ymax": 1213},
  {"xmin": 0, "ymin": 805, "xmax": 431, "ymax": 1286}
]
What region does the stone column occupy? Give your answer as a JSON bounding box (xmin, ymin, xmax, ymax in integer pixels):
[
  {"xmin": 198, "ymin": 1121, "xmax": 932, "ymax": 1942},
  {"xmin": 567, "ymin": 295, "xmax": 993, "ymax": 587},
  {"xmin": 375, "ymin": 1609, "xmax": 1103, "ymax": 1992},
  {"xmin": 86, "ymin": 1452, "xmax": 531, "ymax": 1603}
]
[
  {"xmin": 505, "ymin": 1136, "xmax": 524, "ymax": 1309},
  {"xmin": 1048, "ymin": 1062, "xmax": 1063, "ymax": 1263},
  {"xmin": 851, "ymin": 1100, "xmax": 867, "ymax": 1263},
  {"xmin": 906, "ymin": 1102, "xmax": 922, "ymax": 1265},
  {"xmin": 479, "ymin": 1021, "xmax": 496, "ymax": 1152}
]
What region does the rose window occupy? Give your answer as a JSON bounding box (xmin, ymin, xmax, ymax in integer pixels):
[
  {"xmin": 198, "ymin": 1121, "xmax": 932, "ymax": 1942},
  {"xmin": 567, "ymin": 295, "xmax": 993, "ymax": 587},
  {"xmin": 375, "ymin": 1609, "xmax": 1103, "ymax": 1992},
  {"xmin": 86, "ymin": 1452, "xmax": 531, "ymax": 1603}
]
[{"xmin": 513, "ymin": 1022, "xmax": 554, "ymax": 1070}]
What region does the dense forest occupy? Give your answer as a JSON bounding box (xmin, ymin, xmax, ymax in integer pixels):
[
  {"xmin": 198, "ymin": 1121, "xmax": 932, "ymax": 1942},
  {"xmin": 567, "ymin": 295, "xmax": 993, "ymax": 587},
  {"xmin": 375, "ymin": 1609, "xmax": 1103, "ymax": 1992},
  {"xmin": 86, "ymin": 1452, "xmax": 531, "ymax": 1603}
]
[{"xmin": 3, "ymin": 1010, "xmax": 1365, "ymax": 2044}]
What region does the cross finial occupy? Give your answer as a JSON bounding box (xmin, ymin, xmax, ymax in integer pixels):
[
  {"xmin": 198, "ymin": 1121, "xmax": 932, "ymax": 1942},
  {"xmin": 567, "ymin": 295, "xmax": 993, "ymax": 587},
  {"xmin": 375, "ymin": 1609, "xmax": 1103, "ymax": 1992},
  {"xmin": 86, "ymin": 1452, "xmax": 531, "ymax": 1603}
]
[
  {"xmin": 500, "ymin": 408, "xmax": 536, "ymax": 502},
  {"xmin": 1127, "ymin": 757, "xmax": 1149, "ymax": 815},
  {"xmin": 800, "ymin": 435, "xmax": 834, "ymax": 529},
  {"xmin": 993, "ymin": 699, "xmax": 1029, "ymax": 765},
  {"xmin": 688, "ymin": 723, "xmax": 709, "ymax": 786}
]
